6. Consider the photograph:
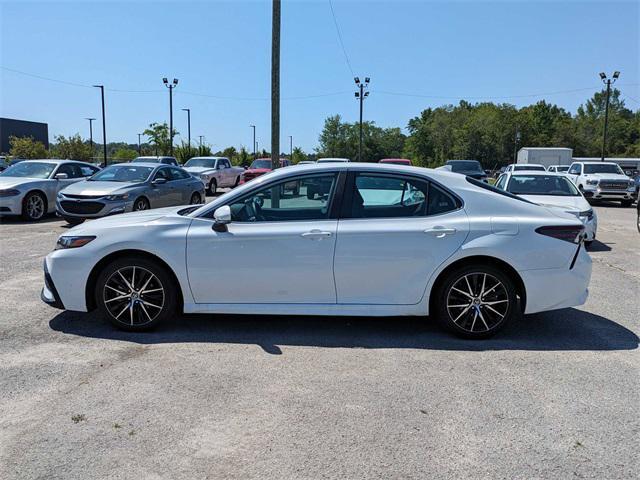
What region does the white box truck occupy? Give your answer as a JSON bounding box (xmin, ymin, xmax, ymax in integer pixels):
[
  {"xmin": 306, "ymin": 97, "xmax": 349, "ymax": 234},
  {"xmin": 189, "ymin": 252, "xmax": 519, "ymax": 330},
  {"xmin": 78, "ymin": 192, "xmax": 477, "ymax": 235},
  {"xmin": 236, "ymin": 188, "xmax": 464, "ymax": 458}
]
[{"xmin": 517, "ymin": 147, "xmax": 573, "ymax": 169}]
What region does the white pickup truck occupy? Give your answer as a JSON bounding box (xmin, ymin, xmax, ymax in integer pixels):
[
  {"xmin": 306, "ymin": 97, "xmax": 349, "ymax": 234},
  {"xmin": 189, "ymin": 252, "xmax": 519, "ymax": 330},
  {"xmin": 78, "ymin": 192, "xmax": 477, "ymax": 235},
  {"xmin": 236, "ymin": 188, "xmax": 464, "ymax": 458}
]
[
  {"xmin": 182, "ymin": 157, "xmax": 244, "ymax": 194},
  {"xmin": 566, "ymin": 161, "xmax": 637, "ymax": 207}
]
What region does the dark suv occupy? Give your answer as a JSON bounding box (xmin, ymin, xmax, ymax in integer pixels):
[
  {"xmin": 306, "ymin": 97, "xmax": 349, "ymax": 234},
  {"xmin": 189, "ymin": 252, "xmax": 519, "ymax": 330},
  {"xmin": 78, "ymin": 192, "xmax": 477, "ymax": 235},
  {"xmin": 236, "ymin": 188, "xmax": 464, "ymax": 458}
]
[{"xmin": 445, "ymin": 160, "xmax": 488, "ymax": 182}]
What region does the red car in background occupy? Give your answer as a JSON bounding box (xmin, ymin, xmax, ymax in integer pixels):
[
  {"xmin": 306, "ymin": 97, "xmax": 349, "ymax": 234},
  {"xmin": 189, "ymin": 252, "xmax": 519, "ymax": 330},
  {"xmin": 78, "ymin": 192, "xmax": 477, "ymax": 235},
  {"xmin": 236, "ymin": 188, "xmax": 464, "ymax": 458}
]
[
  {"xmin": 241, "ymin": 158, "xmax": 299, "ymax": 194},
  {"xmin": 379, "ymin": 158, "xmax": 412, "ymax": 166}
]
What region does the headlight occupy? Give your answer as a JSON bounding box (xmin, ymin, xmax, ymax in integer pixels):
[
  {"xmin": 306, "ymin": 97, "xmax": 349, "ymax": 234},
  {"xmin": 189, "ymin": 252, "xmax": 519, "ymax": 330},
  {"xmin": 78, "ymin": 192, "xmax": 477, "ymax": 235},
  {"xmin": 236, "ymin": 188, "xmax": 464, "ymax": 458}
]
[
  {"xmin": 55, "ymin": 236, "xmax": 96, "ymax": 250},
  {"xmin": 578, "ymin": 209, "xmax": 594, "ymax": 220},
  {"xmin": 105, "ymin": 193, "xmax": 130, "ymax": 201},
  {"xmin": 0, "ymin": 189, "xmax": 20, "ymax": 197},
  {"xmin": 586, "ymin": 180, "xmax": 598, "ymax": 186}
]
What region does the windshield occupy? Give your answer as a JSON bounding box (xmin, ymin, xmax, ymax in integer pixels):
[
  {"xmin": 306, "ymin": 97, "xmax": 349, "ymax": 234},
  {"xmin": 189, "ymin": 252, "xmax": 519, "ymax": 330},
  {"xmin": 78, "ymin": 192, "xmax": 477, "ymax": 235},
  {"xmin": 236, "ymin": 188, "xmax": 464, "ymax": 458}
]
[
  {"xmin": 583, "ymin": 163, "xmax": 624, "ymax": 175},
  {"xmin": 89, "ymin": 165, "xmax": 154, "ymax": 182},
  {"xmin": 513, "ymin": 164, "xmax": 546, "ymax": 171},
  {"xmin": 552, "ymin": 166, "xmax": 569, "ymax": 172},
  {"xmin": 185, "ymin": 158, "xmax": 217, "ymax": 168},
  {"xmin": 447, "ymin": 161, "xmax": 483, "ymax": 172},
  {"xmin": 0, "ymin": 162, "xmax": 56, "ymax": 179},
  {"xmin": 131, "ymin": 157, "xmax": 159, "ymax": 163},
  {"xmin": 507, "ymin": 175, "xmax": 580, "ymax": 196}
]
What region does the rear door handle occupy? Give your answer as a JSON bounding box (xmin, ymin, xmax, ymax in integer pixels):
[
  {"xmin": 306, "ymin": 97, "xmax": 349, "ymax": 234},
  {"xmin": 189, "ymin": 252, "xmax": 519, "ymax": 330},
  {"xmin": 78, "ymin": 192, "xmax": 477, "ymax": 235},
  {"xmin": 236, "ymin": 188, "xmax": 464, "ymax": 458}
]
[
  {"xmin": 424, "ymin": 227, "xmax": 456, "ymax": 238},
  {"xmin": 301, "ymin": 230, "xmax": 332, "ymax": 239}
]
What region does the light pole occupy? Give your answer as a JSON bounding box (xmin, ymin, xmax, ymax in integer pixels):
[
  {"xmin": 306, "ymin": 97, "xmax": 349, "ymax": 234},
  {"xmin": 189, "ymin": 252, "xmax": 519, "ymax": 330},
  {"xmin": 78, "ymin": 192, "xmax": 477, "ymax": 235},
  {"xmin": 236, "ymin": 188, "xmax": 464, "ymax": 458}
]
[
  {"xmin": 354, "ymin": 77, "xmax": 370, "ymax": 162},
  {"xmin": 256, "ymin": 141, "xmax": 259, "ymax": 156},
  {"xmin": 250, "ymin": 125, "xmax": 256, "ymax": 161},
  {"xmin": 85, "ymin": 117, "xmax": 95, "ymax": 159},
  {"xmin": 599, "ymin": 71, "xmax": 620, "ymax": 162},
  {"xmin": 513, "ymin": 125, "xmax": 521, "ymax": 162},
  {"xmin": 163, "ymin": 77, "xmax": 179, "ymax": 156},
  {"xmin": 271, "ymin": 0, "xmax": 281, "ymax": 170},
  {"xmin": 92, "ymin": 85, "xmax": 108, "ymax": 166},
  {"xmin": 288, "ymin": 135, "xmax": 293, "ymax": 159},
  {"xmin": 182, "ymin": 108, "xmax": 191, "ymax": 151},
  {"xmin": 198, "ymin": 135, "xmax": 204, "ymax": 156},
  {"xmin": 137, "ymin": 133, "xmax": 143, "ymax": 154}
]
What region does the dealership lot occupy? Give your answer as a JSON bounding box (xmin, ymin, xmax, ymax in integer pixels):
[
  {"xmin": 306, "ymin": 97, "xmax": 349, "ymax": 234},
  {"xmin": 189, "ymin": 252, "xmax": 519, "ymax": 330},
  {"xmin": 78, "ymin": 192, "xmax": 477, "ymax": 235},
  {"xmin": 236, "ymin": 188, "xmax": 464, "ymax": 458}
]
[{"xmin": 0, "ymin": 203, "xmax": 638, "ymax": 479}]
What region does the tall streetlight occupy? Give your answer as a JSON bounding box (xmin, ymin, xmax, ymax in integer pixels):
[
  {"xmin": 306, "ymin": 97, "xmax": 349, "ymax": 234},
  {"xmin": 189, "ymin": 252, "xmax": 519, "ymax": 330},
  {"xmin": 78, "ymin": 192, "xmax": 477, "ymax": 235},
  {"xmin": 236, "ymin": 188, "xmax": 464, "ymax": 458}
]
[
  {"xmin": 182, "ymin": 108, "xmax": 191, "ymax": 151},
  {"xmin": 250, "ymin": 125, "xmax": 256, "ymax": 161},
  {"xmin": 92, "ymin": 85, "xmax": 108, "ymax": 166},
  {"xmin": 85, "ymin": 117, "xmax": 95, "ymax": 159},
  {"xmin": 137, "ymin": 133, "xmax": 143, "ymax": 154},
  {"xmin": 271, "ymin": 0, "xmax": 281, "ymax": 170},
  {"xmin": 599, "ymin": 71, "xmax": 620, "ymax": 162},
  {"xmin": 288, "ymin": 135, "xmax": 293, "ymax": 159},
  {"xmin": 198, "ymin": 135, "xmax": 204, "ymax": 156},
  {"xmin": 354, "ymin": 77, "xmax": 370, "ymax": 162},
  {"xmin": 163, "ymin": 77, "xmax": 179, "ymax": 156}
]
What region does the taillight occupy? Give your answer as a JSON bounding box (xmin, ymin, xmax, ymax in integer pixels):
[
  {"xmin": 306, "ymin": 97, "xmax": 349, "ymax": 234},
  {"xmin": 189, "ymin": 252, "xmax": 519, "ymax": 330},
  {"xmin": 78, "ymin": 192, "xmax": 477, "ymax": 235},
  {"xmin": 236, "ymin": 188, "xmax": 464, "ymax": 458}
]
[{"xmin": 535, "ymin": 225, "xmax": 585, "ymax": 244}]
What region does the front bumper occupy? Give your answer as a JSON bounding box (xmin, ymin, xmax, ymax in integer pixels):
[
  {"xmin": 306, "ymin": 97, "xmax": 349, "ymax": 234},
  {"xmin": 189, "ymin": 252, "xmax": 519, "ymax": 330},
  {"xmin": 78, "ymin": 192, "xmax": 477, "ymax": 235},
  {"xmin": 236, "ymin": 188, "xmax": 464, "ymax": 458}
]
[
  {"xmin": 56, "ymin": 197, "xmax": 135, "ymax": 219},
  {"xmin": 41, "ymin": 261, "xmax": 65, "ymax": 309},
  {"xmin": 0, "ymin": 192, "xmax": 25, "ymax": 216},
  {"xmin": 582, "ymin": 185, "xmax": 636, "ymax": 200}
]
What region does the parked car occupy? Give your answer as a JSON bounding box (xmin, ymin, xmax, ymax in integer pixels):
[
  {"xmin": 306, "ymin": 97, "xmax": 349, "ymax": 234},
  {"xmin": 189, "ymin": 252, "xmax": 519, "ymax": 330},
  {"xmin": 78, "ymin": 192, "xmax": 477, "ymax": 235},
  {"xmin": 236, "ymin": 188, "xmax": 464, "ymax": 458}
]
[
  {"xmin": 241, "ymin": 158, "xmax": 299, "ymax": 193},
  {"xmin": 296, "ymin": 161, "xmax": 316, "ymax": 165},
  {"xmin": 0, "ymin": 159, "xmax": 100, "ymax": 221},
  {"xmin": 56, "ymin": 163, "xmax": 205, "ymax": 225},
  {"xmin": 316, "ymin": 158, "xmax": 350, "ymax": 163},
  {"xmin": 566, "ymin": 161, "xmax": 636, "ymax": 207},
  {"xmin": 42, "ymin": 163, "xmax": 591, "ymax": 340},
  {"xmin": 504, "ymin": 163, "xmax": 547, "ymax": 173},
  {"xmin": 0, "ymin": 156, "xmax": 8, "ymax": 172},
  {"xmin": 547, "ymin": 165, "xmax": 570, "ymax": 173},
  {"xmin": 494, "ymin": 171, "xmax": 597, "ymax": 246},
  {"xmin": 131, "ymin": 156, "xmax": 179, "ymax": 166},
  {"xmin": 441, "ymin": 160, "xmax": 487, "ymax": 182},
  {"xmin": 182, "ymin": 157, "xmax": 243, "ymax": 194},
  {"xmin": 379, "ymin": 158, "xmax": 412, "ymax": 166}
]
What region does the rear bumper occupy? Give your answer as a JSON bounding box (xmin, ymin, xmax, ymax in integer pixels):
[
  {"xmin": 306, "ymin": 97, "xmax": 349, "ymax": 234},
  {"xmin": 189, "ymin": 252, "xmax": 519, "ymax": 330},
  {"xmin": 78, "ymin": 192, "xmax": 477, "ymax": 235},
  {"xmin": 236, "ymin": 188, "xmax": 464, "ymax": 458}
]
[{"xmin": 520, "ymin": 247, "xmax": 592, "ymax": 314}]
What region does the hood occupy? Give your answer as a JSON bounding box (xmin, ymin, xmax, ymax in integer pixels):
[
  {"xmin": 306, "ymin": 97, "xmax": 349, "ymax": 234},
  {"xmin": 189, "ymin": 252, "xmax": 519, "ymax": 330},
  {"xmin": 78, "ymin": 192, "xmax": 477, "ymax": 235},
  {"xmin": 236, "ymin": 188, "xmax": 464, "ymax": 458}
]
[
  {"xmin": 244, "ymin": 168, "xmax": 270, "ymax": 174},
  {"xmin": 520, "ymin": 194, "xmax": 590, "ymax": 212},
  {"xmin": 183, "ymin": 166, "xmax": 216, "ymax": 174},
  {"xmin": 61, "ymin": 180, "xmax": 141, "ymax": 196},
  {"xmin": 584, "ymin": 173, "xmax": 629, "ymax": 181},
  {"xmin": 69, "ymin": 206, "xmax": 189, "ymax": 233},
  {"xmin": 0, "ymin": 176, "xmax": 46, "ymax": 189}
]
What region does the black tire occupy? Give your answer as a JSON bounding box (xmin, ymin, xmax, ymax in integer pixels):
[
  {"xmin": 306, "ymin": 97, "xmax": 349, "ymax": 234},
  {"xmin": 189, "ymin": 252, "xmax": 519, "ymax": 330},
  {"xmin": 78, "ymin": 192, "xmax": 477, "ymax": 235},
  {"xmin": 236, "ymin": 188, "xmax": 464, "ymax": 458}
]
[
  {"xmin": 190, "ymin": 192, "xmax": 202, "ymax": 205},
  {"xmin": 584, "ymin": 240, "xmax": 593, "ymax": 248},
  {"xmin": 637, "ymin": 210, "xmax": 640, "ymax": 234},
  {"xmin": 21, "ymin": 191, "xmax": 47, "ymax": 221},
  {"xmin": 434, "ymin": 264, "xmax": 517, "ymax": 339},
  {"xmin": 233, "ymin": 176, "xmax": 240, "ymax": 187},
  {"xmin": 95, "ymin": 256, "xmax": 177, "ymax": 331},
  {"xmin": 620, "ymin": 200, "xmax": 633, "ymax": 208},
  {"xmin": 208, "ymin": 179, "xmax": 217, "ymax": 195},
  {"xmin": 63, "ymin": 216, "xmax": 85, "ymax": 226},
  {"xmin": 133, "ymin": 197, "xmax": 150, "ymax": 211}
]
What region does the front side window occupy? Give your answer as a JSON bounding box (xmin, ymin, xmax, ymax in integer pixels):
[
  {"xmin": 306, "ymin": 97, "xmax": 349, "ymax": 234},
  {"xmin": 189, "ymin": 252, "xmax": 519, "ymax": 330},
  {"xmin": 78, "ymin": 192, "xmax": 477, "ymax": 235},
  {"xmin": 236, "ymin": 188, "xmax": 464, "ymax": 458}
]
[
  {"xmin": 168, "ymin": 167, "xmax": 190, "ymax": 180},
  {"xmin": 227, "ymin": 174, "xmax": 338, "ymax": 222},
  {"xmin": 55, "ymin": 163, "xmax": 83, "ymax": 178},
  {"xmin": 568, "ymin": 164, "xmax": 581, "ymax": 175},
  {"xmin": 219, "ymin": 159, "xmax": 230, "ymax": 168},
  {"xmin": 153, "ymin": 168, "xmax": 171, "ymax": 181},
  {"xmin": 494, "ymin": 174, "xmax": 507, "ymax": 190}
]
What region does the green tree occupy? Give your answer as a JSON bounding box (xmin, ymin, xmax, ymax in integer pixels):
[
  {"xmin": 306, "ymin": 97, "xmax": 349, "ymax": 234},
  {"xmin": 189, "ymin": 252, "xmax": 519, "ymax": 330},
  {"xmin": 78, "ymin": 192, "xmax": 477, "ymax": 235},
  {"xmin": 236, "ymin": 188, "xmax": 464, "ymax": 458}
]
[
  {"xmin": 291, "ymin": 146, "xmax": 307, "ymax": 164},
  {"xmin": 143, "ymin": 123, "xmax": 177, "ymax": 156},
  {"xmin": 8, "ymin": 136, "xmax": 48, "ymax": 159},
  {"xmin": 174, "ymin": 141, "xmax": 198, "ymax": 164},
  {"xmin": 50, "ymin": 134, "xmax": 94, "ymax": 161},
  {"xmin": 112, "ymin": 147, "xmax": 139, "ymax": 162}
]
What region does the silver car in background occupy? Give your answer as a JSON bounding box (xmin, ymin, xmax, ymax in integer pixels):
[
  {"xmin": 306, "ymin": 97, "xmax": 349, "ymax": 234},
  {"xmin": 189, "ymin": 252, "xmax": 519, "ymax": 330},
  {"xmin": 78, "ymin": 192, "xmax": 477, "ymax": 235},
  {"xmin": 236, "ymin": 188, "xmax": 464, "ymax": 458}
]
[
  {"xmin": 0, "ymin": 159, "xmax": 99, "ymax": 221},
  {"xmin": 56, "ymin": 162, "xmax": 205, "ymax": 225}
]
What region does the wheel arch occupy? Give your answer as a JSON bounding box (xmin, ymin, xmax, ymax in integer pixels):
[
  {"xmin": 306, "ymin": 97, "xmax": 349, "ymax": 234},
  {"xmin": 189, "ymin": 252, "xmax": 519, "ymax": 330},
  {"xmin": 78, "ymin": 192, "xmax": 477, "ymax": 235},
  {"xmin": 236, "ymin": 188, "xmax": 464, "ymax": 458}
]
[
  {"xmin": 85, "ymin": 249, "xmax": 183, "ymax": 312},
  {"xmin": 23, "ymin": 189, "xmax": 49, "ymax": 213},
  {"xmin": 429, "ymin": 255, "xmax": 527, "ymax": 314},
  {"xmin": 133, "ymin": 195, "xmax": 150, "ymax": 208}
]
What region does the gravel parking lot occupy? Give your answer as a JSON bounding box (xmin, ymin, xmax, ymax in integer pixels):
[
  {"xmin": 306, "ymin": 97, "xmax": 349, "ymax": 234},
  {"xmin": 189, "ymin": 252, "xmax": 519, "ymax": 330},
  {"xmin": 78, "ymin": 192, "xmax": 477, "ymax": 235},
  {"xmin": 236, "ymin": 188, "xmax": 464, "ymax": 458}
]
[{"xmin": 1, "ymin": 201, "xmax": 638, "ymax": 479}]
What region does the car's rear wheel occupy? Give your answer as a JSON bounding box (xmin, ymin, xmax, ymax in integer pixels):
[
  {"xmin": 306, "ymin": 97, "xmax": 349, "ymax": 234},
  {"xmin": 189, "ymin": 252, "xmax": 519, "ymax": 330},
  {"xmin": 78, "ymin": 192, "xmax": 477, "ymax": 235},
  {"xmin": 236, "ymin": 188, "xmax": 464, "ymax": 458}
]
[
  {"xmin": 434, "ymin": 265, "xmax": 517, "ymax": 339},
  {"xmin": 63, "ymin": 215, "xmax": 85, "ymax": 225},
  {"xmin": 190, "ymin": 192, "xmax": 202, "ymax": 204},
  {"xmin": 22, "ymin": 191, "xmax": 46, "ymax": 221},
  {"xmin": 208, "ymin": 179, "xmax": 217, "ymax": 195},
  {"xmin": 133, "ymin": 197, "xmax": 149, "ymax": 211},
  {"xmin": 95, "ymin": 257, "xmax": 176, "ymax": 331}
]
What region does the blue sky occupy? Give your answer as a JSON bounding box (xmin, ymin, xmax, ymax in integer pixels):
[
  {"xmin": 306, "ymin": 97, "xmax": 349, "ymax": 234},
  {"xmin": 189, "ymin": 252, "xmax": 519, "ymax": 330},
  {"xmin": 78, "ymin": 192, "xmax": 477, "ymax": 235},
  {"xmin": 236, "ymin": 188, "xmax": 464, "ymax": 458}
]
[{"xmin": 1, "ymin": 0, "xmax": 638, "ymax": 152}]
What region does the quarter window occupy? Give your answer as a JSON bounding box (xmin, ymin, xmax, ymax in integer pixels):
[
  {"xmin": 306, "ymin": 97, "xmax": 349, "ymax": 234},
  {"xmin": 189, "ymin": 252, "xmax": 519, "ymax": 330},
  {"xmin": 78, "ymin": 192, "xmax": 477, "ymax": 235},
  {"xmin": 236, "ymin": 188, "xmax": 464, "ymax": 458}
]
[{"xmin": 227, "ymin": 174, "xmax": 338, "ymax": 222}]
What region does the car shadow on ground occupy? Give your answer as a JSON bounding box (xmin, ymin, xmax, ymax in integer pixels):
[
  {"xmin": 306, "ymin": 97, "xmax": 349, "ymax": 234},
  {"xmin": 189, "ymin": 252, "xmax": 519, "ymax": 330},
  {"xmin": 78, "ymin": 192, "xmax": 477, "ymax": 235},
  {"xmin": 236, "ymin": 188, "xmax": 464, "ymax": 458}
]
[
  {"xmin": 587, "ymin": 240, "xmax": 613, "ymax": 252},
  {"xmin": 49, "ymin": 308, "xmax": 638, "ymax": 354},
  {"xmin": 0, "ymin": 214, "xmax": 61, "ymax": 225}
]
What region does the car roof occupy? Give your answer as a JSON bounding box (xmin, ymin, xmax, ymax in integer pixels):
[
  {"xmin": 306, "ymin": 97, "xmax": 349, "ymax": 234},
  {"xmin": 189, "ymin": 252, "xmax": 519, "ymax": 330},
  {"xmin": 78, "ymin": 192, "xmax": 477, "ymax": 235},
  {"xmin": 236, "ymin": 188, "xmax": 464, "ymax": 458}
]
[
  {"xmin": 16, "ymin": 159, "xmax": 80, "ymax": 165},
  {"xmin": 574, "ymin": 161, "xmax": 618, "ymax": 165},
  {"xmin": 508, "ymin": 171, "xmax": 567, "ymax": 177},
  {"xmin": 115, "ymin": 162, "xmax": 165, "ymax": 168},
  {"xmin": 187, "ymin": 156, "xmax": 227, "ymax": 160}
]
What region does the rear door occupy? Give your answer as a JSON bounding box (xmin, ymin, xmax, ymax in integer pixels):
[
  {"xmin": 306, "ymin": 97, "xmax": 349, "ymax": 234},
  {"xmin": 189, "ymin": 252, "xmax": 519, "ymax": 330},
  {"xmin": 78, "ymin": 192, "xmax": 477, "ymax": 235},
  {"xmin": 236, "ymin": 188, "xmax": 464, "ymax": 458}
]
[{"xmin": 333, "ymin": 172, "xmax": 469, "ymax": 305}]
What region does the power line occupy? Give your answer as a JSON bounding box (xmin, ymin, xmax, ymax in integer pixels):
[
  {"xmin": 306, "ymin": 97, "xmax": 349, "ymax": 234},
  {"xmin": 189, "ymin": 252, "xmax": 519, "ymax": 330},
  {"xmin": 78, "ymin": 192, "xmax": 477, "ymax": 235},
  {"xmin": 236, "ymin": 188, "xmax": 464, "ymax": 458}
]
[
  {"xmin": 374, "ymin": 86, "xmax": 605, "ymax": 101},
  {"xmin": 328, "ymin": 0, "xmax": 355, "ymax": 77}
]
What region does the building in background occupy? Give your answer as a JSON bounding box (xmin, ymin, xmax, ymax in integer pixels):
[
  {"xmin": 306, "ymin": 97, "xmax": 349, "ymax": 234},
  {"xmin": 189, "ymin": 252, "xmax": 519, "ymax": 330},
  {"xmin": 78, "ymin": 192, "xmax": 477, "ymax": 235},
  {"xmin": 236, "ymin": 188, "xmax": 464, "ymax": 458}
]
[{"xmin": 0, "ymin": 117, "xmax": 49, "ymax": 154}]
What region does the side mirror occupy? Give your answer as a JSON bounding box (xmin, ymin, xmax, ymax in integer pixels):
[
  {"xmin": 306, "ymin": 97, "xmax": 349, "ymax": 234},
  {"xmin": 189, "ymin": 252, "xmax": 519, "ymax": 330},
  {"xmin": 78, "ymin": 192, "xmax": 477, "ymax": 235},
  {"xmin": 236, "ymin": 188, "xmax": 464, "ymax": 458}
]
[
  {"xmin": 54, "ymin": 173, "xmax": 69, "ymax": 180},
  {"xmin": 212, "ymin": 205, "xmax": 231, "ymax": 232},
  {"xmin": 152, "ymin": 177, "xmax": 167, "ymax": 185}
]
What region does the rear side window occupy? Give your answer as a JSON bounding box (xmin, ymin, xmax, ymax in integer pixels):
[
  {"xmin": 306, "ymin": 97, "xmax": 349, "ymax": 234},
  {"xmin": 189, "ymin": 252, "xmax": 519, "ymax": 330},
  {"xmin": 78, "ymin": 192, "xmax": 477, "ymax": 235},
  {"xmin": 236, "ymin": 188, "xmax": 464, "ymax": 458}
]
[{"xmin": 347, "ymin": 174, "xmax": 430, "ymax": 219}]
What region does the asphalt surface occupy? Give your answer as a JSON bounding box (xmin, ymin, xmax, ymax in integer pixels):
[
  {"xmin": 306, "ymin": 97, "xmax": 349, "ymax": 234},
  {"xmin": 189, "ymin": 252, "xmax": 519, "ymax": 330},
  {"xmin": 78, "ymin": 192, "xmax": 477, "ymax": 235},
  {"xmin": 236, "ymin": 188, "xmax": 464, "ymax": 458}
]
[{"xmin": 0, "ymin": 200, "xmax": 638, "ymax": 480}]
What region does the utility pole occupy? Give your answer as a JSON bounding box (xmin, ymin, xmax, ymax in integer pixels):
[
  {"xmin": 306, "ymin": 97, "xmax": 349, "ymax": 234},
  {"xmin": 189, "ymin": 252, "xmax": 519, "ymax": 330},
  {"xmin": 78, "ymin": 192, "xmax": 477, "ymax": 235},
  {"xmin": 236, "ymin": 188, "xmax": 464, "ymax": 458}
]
[
  {"xmin": 137, "ymin": 133, "xmax": 142, "ymax": 154},
  {"xmin": 513, "ymin": 125, "xmax": 521, "ymax": 162},
  {"xmin": 271, "ymin": 0, "xmax": 281, "ymax": 170},
  {"xmin": 163, "ymin": 77, "xmax": 179, "ymax": 156},
  {"xmin": 92, "ymin": 85, "xmax": 108, "ymax": 166},
  {"xmin": 198, "ymin": 135, "xmax": 204, "ymax": 156},
  {"xmin": 289, "ymin": 135, "xmax": 293, "ymax": 159},
  {"xmin": 256, "ymin": 141, "xmax": 259, "ymax": 156},
  {"xmin": 85, "ymin": 118, "xmax": 95, "ymax": 160},
  {"xmin": 182, "ymin": 108, "xmax": 191, "ymax": 151},
  {"xmin": 599, "ymin": 71, "xmax": 619, "ymax": 161},
  {"xmin": 250, "ymin": 125, "xmax": 256, "ymax": 161},
  {"xmin": 354, "ymin": 77, "xmax": 370, "ymax": 162}
]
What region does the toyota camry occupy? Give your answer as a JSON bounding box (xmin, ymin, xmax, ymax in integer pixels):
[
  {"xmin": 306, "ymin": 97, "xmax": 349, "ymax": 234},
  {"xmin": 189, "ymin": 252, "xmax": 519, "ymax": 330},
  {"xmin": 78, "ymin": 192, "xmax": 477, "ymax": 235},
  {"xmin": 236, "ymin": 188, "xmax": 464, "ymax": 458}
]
[{"xmin": 42, "ymin": 163, "xmax": 591, "ymax": 339}]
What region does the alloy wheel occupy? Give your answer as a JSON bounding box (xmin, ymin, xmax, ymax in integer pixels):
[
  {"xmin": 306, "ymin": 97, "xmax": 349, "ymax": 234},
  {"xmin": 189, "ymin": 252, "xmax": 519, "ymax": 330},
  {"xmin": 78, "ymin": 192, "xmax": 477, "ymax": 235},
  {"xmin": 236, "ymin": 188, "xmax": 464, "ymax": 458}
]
[
  {"xmin": 134, "ymin": 199, "xmax": 148, "ymax": 211},
  {"xmin": 446, "ymin": 272, "xmax": 509, "ymax": 333},
  {"xmin": 103, "ymin": 266, "xmax": 165, "ymax": 326},
  {"xmin": 26, "ymin": 194, "xmax": 45, "ymax": 220},
  {"xmin": 190, "ymin": 193, "xmax": 201, "ymax": 204}
]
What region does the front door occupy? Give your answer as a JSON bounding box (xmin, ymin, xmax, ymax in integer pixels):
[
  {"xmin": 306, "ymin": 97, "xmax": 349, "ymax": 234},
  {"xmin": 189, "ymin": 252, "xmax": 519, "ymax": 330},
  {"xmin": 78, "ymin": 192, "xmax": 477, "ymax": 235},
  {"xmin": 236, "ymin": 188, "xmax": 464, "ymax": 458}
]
[
  {"xmin": 186, "ymin": 172, "xmax": 341, "ymax": 304},
  {"xmin": 333, "ymin": 172, "xmax": 469, "ymax": 305}
]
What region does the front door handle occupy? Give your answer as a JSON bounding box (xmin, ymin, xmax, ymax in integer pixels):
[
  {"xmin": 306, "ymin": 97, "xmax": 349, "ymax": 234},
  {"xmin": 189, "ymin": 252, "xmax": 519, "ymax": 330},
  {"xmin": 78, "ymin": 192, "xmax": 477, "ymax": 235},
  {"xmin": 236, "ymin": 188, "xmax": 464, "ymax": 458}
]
[
  {"xmin": 301, "ymin": 230, "xmax": 332, "ymax": 239},
  {"xmin": 424, "ymin": 227, "xmax": 456, "ymax": 238}
]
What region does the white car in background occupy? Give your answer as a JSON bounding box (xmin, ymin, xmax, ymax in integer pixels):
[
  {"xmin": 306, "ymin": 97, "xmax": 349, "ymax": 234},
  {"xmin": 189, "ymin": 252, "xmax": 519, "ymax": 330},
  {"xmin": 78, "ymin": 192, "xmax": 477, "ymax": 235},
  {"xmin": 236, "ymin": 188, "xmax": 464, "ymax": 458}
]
[
  {"xmin": 504, "ymin": 163, "xmax": 547, "ymax": 173},
  {"xmin": 0, "ymin": 159, "xmax": 99, "ymax": 220},
  {"xmin": 547, "ymin": 165, "xmax": 570, "ymax": 173},
  {"xmin": 495, "ymin": 171, "xmax": 597, "ymax": 245},
  {"xmin": 316, "ymin": 158, "xmax": 350, "ymax": 163},
  {"xmin": 42, "ymin": 163, "xmax": 591, "ymax": 339},
  {"xmin": 182, "ymin": 157, "xmax": 244, "ymax": 194}
]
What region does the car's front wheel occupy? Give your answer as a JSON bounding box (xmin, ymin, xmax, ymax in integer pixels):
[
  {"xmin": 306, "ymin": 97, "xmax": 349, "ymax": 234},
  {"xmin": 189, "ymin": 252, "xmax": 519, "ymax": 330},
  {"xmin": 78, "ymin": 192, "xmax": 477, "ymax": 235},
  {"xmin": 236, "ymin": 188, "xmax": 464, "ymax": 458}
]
[
  {"xmin": 95, "ymin": 257, "xmax": 177, "ymax": 331},
  {"xmin": 190, "ymin": 192, "xmax": 202, "ymax": 204},
  {"xmin": 434, "ymin": 265, "xmax": 517, "ymax": 339},
  {"xmin": 22, "ymin": 191, "xmax": 46, "ymax": 221},
  {"xmin": 133, "ymin": 197, "xmax": 150, "ymax": 211}
]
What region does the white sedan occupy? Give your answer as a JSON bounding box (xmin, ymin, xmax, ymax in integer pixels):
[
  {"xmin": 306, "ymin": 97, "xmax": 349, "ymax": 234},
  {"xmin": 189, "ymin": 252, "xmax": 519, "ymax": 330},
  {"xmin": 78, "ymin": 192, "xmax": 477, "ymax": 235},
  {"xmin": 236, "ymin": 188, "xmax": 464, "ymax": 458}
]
[
  {"xmin": 42, "ymin": 163, "xmax": 591, "ymax": 339},
  {"xmin": 494, "ymin": 171, "xmax": 597, "ymax": 245}
]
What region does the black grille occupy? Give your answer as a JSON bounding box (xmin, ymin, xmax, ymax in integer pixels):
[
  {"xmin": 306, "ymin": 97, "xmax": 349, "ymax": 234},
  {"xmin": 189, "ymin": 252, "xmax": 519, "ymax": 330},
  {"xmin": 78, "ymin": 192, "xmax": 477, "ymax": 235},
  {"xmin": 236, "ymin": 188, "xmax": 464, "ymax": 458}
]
[
  {"xmin": 60, "ymin": 201, "xmax": 104, "ymax": 214},
  {"xmin": 599, "ymin": 181, "xmax": 628, "ymax": 190},
  {"xmin": 62, "ymin": 194, "xmax": 104, "ymax": 200}
]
